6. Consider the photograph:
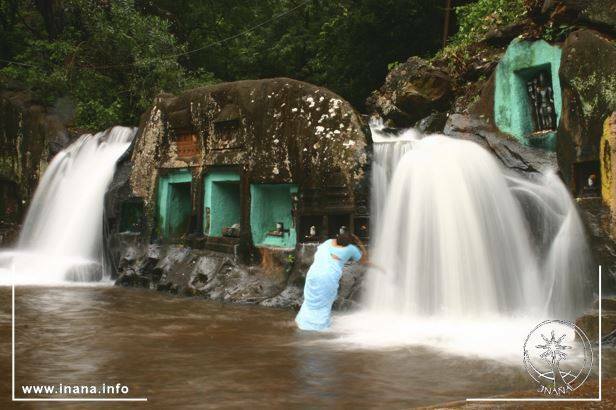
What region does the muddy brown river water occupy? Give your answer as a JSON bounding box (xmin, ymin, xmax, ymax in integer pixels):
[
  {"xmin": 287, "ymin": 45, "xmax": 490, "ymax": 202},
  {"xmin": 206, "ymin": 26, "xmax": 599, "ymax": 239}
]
[{"xmin": 0, "ymin": 286, "xmax": 612, "ymax": 409}]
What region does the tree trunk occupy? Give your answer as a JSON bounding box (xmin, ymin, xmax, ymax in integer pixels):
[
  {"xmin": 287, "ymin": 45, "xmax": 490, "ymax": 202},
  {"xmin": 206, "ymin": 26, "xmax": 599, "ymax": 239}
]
[
  {"xmin": 442, "ymin": 0, "xmax": 452, "ymax": 47},
  {"xmin": 34, "ymin": 0, "xmax": 64, "ymax": 40}
]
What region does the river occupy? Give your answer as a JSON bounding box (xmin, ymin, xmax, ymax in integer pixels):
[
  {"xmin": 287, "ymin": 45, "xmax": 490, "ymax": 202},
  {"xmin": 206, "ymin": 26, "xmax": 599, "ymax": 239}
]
[{"xmin": 3, "ymin": 286, "xmax": 611, "ymax": 408}]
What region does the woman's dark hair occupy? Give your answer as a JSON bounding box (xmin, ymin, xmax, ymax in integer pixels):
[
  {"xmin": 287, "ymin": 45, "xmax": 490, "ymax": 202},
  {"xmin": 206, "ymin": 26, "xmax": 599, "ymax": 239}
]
[{"xmin": 336, "ymin": 232, "xmax": 353, "ymax": 246}]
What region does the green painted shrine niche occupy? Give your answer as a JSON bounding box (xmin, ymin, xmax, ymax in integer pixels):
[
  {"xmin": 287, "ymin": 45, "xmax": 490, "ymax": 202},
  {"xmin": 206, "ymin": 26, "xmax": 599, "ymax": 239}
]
[
  {"xmin": 250, "ymin": 184, "xmax": 298, "ymax": 249},
  {"xmin": 157, "ymin": 169, "xmax": 192, "ymax": 239},
  {"xmin": 203, "ymin": 170, "xmax": 241, "ymax": 237},
  {"xmin": 494, "ymin": 39, "xmax": 562, "ymax": 150}
]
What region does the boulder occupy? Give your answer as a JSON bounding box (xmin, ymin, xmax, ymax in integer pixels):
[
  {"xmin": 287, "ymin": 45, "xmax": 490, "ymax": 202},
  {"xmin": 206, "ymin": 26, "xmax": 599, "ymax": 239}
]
[
  {"xmin": 129, "ymin": 78, "xmax": 368, "ymax": 212},
  {"xmin": 415, "ymin": 112, "xmax": 448, "ymax": 134},
  {"xmin": 333, "ymin": 263, "xmax": 368, "ymax": 310},
  {"xmin": 367, "ymin": 57, "xmax": 453, "ymax": 127},
  {"xmin": 444, "ymin": 113, "xmax": 558, "ymax": 175},
  {"xmin": 542, "ymin": 0, "xmax": 616, "ymax": 34},
  {"xmin": 114, "ymin": 78, "xmax": 369, "ymax": 264},
  {"xmin": 482, "ymin": 22, "xmax": 527, "ymax": 47},
  {"xmin": 260, "ymin": 286, "xmax": 303, "ymax": 310},
  {"xmin": 115, "ymin": 271, "xmax": 151, "ymax": 288},
  {"xmin": 557, "ymin": 29, "xmax": 616, "ymax": 185}
]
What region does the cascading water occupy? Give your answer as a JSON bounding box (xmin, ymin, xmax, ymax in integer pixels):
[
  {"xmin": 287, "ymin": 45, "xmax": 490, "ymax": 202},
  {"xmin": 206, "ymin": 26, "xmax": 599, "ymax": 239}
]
[
  {"xmin": 330, "ymin": 121, "xmax": 593, "ymax": 360},
  {"xmin": 0, "ymin": 126, "xmax": 135, "ymax": 285}
]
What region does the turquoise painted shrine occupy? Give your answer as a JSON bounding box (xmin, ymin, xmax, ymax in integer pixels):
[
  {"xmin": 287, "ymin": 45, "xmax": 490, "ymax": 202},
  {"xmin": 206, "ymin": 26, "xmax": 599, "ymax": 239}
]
[
  {"xmin": 203, "ymin": 170, "xmax": 241, "ymax": 237},
  {"xmin": 157, "ymin": 169, "xmax": 192, "ymax": 239},
  {"xmin": 157, "ymin": 168, "xmax": 300, "ymax": 248},
  {"xmin": 250, "ymin": 184, "xmax": 298, "ymax": 249},
  {"xmin": 494, "ymin": 39, "xmax": 562, "ymax": 150}
]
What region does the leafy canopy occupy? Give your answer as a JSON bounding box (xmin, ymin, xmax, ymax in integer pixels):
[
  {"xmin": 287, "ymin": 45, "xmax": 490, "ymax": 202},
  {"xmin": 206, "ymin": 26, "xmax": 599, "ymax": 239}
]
[{"xmin": 1, "ymin": 0, "xmax": 445, "ymax": 130}]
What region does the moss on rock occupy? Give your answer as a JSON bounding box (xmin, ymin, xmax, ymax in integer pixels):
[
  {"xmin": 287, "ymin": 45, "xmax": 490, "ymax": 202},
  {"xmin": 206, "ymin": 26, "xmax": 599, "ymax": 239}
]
[{"xmin": 557, "ymin": 29, "xmax": 616, "ymax": 184}]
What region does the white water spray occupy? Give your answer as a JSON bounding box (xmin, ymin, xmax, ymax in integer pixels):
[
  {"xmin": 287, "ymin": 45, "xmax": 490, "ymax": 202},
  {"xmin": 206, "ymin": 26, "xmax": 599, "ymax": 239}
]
[
  {"xmin": 329, "ymin": 122, "xmax": 592, "ymax": 359},
  {"xmin": 0, "ymin": 126, "xmax": 135, "ymax": 285}
]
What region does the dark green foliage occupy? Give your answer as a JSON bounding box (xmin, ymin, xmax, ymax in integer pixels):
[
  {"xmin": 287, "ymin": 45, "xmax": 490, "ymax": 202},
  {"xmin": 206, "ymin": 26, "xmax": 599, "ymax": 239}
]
[
  {"xmin": 139, "ymin": 0, "xmax": 444, "ymax": 110},
  {"xmin": 438, "ymin": 0, "xmax": 527, "ymax": 62},
  {"xmin": 1, "ymin": 1, "xmax": 449, "ymax": 129},
  {"xmin": 0, "ymin": 0, "xmax": 212, "ymax": 130}
]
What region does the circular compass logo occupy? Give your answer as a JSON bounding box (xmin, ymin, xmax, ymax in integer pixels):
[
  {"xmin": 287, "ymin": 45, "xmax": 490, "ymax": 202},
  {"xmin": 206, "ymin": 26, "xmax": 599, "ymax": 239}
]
[{"xmin": 523, "ymin": 320, "xmax": 593, "ymax": 395}]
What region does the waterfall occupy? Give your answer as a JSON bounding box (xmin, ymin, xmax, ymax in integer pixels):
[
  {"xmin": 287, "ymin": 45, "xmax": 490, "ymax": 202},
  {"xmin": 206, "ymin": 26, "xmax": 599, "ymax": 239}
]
[
  {"xmin": 0, "ymin": 126, "xmax": 135, "ymax": 285},
  {"xmin": 329, "ymin": 122, "xmax": 592, "ymax": 357},
  {"xmin": 367, "ymin": 123, "xmax": 591, "ymax": 319}
]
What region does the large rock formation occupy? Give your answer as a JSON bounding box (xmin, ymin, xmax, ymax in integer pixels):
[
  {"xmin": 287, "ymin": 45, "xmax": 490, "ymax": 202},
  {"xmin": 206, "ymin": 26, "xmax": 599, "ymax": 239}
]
[
  {"xmin": 108, "ymin": 78, "xmax": 370, "ymax": 309},
  {"xmin": 128, "ymin": 78, "xmax": 368, "ymax": 218},
  {"xmin": 366, "ymin": 57, "xmax": 453, "ymax": 127},
  {"xmin": 557, "ymin": 29, "xmax": 616, "ymax": 185},
  {"xmin": 541, "ymin": 0, "xmax": 616, "ymax": 34},
  {"xmin": 444, "ymin": 113, "xmax": 558, "ymax": 175}
]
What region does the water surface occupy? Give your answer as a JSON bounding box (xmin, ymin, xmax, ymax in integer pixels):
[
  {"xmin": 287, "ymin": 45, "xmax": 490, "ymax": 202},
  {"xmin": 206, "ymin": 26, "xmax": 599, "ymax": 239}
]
[{"xmin": 0, "ymin": 287, "xmax": 608, "ymax": 408}]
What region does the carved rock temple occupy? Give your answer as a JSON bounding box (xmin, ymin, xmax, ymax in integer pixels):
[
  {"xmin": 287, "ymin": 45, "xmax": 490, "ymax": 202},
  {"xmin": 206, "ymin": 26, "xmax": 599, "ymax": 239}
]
[
  {"xmin": 494, "ymin": 39, "xmax": 562, "ymax": 150},
  {"xmin": 105, "ymin": 78, "xmax": 369, "ymax": 267}
]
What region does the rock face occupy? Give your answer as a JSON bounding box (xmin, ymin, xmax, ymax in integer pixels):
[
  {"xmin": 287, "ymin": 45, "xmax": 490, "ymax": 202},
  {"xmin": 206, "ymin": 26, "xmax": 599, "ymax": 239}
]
[
  {"xmin": 129, "ymin": 77, "xmax": 368, "ymax": 204},
  {"xmin": 107, "ymin": 78, "xmax": 370, "ymax": 313},
  {"xmin": 0, "ymin": 89, "xmax": 71, "ymax": 245},
  {"xmin": 444, "ymin": 113, "xmax": 558, "ymax": 175},
  {"xmin": 576, "ymin": 297, "xmax": 616, "ymax": 343},
  {"xmin": 108, "ymin": 78, "xmax": 370, "ymax": 262},
  {"xmin": 557, "ymin": 29, "xmax": 616, "ymax": 185},
  {"xmin": 0, "ymin": 91, "xmax": 69, "ymax": 221},
  {"xmin": 114, "ymin": 239, "xmax": 367, "ymax": 311},
  {"xmin": 366, "ymin": 57, "xmax": 452, "ymax": 127},
  {"xmin": 541, "ymin": 0, "xmax": 616, "ymax": 34}
]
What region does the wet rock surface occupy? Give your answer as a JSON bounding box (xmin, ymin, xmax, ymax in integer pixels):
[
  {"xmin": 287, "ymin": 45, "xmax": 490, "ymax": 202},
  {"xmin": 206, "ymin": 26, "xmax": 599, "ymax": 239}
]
[
  {"xmin": 113, "ymin": 240, "xmax": 367, "ymax": 311},
  {"xmin": 444, "ymin": 113, "xmax": 557, "ymax": 175},
  {"xmin": 415, "ymin": 111, "xmax": 448, "ymax": 134},
  {"xmin": 576, "ymin": 297, "xmax": 616, "ymax": 344}
]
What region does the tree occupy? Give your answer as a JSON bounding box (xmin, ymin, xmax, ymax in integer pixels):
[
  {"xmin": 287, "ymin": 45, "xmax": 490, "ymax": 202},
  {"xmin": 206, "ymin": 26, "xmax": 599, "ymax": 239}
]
[
  {"xmin": 1, "ymin": 0, "xmax": 447, "ymax": 128},
  {"xmin": 0, "ymin": 0, "xmax": 210, "ymax": 130}
]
